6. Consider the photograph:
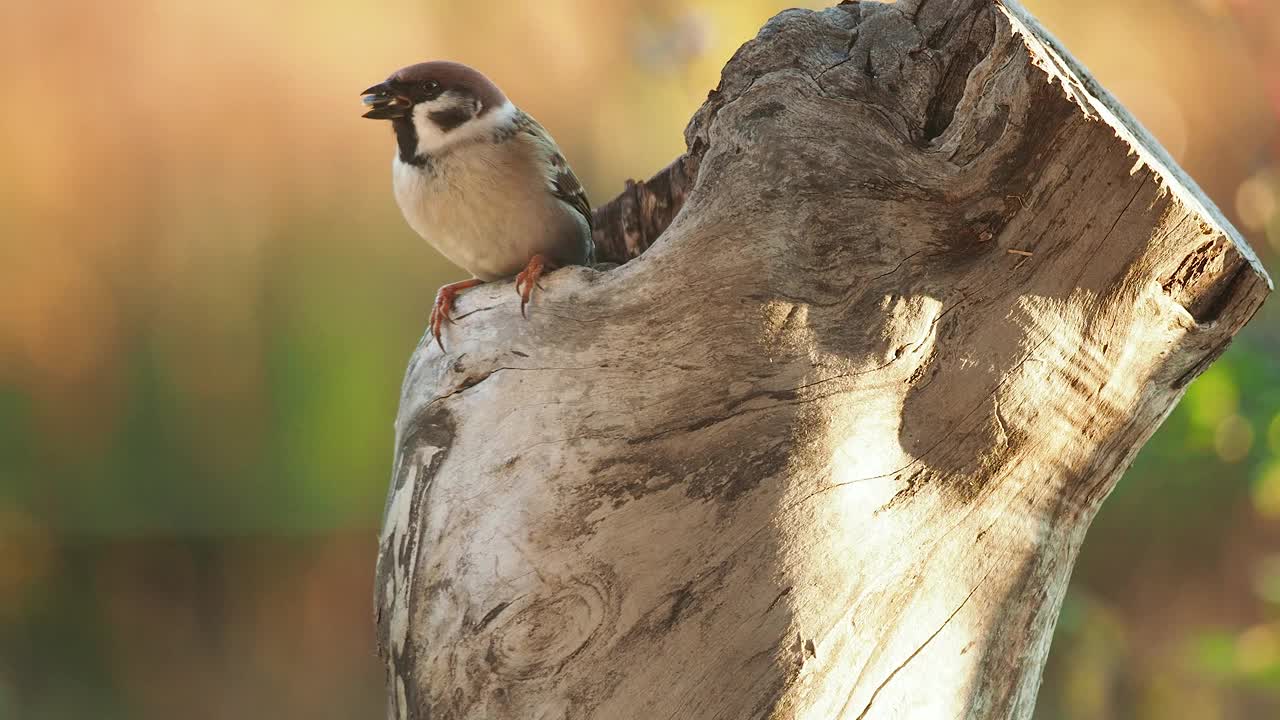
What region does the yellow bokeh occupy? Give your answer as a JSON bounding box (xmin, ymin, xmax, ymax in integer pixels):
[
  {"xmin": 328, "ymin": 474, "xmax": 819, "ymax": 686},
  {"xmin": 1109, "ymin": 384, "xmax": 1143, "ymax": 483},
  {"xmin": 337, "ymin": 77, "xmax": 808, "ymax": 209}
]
[
  {"xmin": 1214, "ymin": 414, "xmax": 1254, "ymax": 463},
  {"xmin": 1185, "ymin": 367, "xmax": 1240, "ymax": 435},
  {"xmin": 1236, "ymin": 170, "xmax": 1278, "ymax": 232},
  {"xmin": 1236, "ymin": 624, "xmax": 1280, "ymax": 675}
]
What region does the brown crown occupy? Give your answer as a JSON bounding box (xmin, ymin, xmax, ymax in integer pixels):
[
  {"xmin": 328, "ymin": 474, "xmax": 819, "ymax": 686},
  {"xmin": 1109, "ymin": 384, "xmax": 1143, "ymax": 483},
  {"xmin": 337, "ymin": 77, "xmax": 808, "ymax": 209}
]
[{"xmin": 389, "ymin": 61, "xmax": 507, "ymax": 114}]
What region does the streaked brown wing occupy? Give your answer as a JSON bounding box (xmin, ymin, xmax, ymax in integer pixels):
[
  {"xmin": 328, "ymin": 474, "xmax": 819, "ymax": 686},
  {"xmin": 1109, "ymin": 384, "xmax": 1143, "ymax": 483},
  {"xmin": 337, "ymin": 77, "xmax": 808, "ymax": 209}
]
[
  {"xmin": 549, "ymin": 152, "xmax": 593, "ymax": 232},
  {"xmin": 516, "ymin": 112, "xmax": 593, "ymax": 232}
]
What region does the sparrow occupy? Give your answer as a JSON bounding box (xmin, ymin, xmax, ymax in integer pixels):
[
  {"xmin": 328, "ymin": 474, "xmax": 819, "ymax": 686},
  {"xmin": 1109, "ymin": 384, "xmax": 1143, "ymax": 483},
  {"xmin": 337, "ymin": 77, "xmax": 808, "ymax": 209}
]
[{"xmin": 360, "ymin": 61, "xmax": 594, "ymax": 349}]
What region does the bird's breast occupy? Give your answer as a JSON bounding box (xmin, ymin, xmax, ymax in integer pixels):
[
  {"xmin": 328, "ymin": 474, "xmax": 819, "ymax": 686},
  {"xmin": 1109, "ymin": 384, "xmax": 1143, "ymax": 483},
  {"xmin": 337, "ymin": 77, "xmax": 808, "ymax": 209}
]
[{"xmin": 392, "ymin": 142, "xmax": 587, "ymax": 281}]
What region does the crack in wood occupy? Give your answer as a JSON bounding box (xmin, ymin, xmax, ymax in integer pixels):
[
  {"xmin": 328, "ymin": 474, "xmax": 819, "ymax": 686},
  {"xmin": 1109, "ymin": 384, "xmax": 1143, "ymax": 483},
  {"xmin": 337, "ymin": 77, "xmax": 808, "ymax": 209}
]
[{"xmin": 851, "ymin": 570, "xmax": 991, "ymax": 719}]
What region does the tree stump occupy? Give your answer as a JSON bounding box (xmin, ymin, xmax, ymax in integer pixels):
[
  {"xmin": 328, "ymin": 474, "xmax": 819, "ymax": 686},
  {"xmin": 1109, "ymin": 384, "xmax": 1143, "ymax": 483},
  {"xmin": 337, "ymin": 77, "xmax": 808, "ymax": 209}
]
[{"xmin": 374, "ymin": 1, "xmax": 1272, "ymax": 717}]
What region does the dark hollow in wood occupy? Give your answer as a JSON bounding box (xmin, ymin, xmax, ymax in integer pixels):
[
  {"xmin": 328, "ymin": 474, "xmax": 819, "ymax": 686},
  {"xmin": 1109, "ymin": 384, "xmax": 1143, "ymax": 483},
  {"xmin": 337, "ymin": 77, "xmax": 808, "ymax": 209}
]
[{"xmin": 591, "ymin": 152, "xmax": 702, "ymax": 265}]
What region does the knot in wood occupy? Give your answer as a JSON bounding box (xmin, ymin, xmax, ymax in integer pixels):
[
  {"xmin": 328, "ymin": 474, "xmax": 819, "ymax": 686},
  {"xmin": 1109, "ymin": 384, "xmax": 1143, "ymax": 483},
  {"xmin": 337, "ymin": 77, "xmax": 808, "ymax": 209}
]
[{"xmin": 486, "ymin": 580, "xmax": 608, "ymax": 680}]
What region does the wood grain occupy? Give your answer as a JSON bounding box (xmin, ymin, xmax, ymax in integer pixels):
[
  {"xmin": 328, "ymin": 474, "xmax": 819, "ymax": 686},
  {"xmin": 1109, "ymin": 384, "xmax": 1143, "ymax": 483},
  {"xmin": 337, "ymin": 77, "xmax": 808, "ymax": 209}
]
[{"xmin": 375, "ymin": 1, "xmax": 1272, "ymax": 717}]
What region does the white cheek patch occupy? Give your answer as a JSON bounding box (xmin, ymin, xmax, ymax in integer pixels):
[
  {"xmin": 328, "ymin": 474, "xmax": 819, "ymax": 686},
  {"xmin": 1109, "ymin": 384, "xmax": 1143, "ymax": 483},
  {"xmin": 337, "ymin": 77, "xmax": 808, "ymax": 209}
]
[
  {"xmin": 412, "ymin": 99, "xmax": 518, "ymax": 157},
  {"xmin": 412, "ymin": 102, "xmax": 461, "ymax": 155}
]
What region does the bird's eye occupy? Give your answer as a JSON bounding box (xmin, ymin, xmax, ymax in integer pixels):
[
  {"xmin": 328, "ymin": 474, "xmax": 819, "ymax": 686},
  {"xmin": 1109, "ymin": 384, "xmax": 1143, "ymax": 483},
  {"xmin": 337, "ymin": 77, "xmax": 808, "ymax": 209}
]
[{"xmin": 422, "ymin": 80, "xmax": 442, "ymax": 100}]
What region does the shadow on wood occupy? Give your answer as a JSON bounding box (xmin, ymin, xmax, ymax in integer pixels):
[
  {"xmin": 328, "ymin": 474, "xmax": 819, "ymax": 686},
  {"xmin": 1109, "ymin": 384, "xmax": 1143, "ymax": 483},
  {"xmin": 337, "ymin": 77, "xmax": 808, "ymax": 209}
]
[{"xmin": 375, "ymin": 1, "xmax": 1272, "ymax": 718}]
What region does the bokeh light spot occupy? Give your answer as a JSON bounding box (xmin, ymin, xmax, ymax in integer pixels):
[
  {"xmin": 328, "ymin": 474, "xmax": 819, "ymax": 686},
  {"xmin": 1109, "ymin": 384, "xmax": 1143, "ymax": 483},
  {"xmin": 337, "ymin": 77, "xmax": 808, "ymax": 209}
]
[
  {"xmin": 1234, "ymin": 169, "xmax": 1277, "ymax": 232},
  {"xmin": 1213, "ymin": 414, "xmax": 1254, "ymax": 463},
  {"xmin": 1235, "ymin": 624, "xmax": 1280, "ymax": 675},
  {"xmin": 1185, "ymin": 367, "xmax": 1239, "ymax": 434}
]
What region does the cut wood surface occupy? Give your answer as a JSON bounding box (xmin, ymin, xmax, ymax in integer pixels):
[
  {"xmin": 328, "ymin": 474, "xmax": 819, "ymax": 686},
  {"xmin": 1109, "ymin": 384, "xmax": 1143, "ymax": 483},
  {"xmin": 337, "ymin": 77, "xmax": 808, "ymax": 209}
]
[{"xmin": 375, "ymin": 0, "xmax": 1272, "ymax": 718}]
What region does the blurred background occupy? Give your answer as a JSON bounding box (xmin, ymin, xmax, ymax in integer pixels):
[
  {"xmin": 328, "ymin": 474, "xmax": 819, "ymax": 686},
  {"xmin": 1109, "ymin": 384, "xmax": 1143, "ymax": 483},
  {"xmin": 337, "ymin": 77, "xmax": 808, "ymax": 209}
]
[{"xmin": 0, "ymin": 0, "xmax": 1277, "ymax": 717}]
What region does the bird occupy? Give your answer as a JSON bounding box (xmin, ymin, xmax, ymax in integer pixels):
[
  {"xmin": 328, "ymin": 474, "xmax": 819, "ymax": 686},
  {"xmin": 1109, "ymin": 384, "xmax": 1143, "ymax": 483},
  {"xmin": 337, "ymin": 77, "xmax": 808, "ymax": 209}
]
[{"xmin": 360, "ymin": 61, "xmax": 594, "ymax": 350}]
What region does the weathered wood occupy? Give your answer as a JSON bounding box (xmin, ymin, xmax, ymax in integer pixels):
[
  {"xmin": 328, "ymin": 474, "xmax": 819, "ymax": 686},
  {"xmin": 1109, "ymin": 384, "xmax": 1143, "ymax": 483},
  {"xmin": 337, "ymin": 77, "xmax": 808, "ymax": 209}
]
[
  {"xmin": 591, "ymin": 153, "xmax": 701, "ymax": 265},
  {"xmin": 374, "ymin": 1, "xmax": 1272, "ymax": 718}
]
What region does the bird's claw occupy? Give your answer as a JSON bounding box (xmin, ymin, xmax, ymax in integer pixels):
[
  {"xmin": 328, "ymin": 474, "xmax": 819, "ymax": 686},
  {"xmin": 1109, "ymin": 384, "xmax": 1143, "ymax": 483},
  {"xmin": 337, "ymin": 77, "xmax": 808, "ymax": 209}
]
[
  {"xmin": 429, "ymin": 279, "xmax": 484, "ymax": 351},
  {"xmin": 514, "ymin": 254, "xmax": 550, "ymax": 319},
  {"xmin": 429, "ymin": 295, "xmax": 450, "ymax": 351}
]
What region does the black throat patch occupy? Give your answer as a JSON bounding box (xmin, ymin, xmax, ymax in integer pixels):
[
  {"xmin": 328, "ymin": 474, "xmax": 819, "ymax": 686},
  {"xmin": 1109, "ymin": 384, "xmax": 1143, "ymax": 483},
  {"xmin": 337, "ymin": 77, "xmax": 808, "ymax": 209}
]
[{"xmin": 391, "ymin": 117, "xmax": 429, "ymax": 168}]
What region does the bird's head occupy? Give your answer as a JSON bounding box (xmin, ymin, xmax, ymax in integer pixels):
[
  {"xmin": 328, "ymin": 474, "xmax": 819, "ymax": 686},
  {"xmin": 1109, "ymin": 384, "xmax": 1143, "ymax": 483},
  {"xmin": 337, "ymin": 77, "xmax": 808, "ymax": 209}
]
[{"xmin": 361, "ymin": 61, "xmax": 513, "ymax": 161}]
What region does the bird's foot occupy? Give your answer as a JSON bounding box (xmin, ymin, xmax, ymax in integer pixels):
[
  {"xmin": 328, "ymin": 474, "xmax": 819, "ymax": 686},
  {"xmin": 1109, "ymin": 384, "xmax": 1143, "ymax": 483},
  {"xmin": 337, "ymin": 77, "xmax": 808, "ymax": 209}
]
[
  {"xmin": 429, "ymin": 278, "xmax": 484, "ymax": 351},
  {"xmin": 514, "ymin": 254, "xmax": 555, "ymax": 318}
]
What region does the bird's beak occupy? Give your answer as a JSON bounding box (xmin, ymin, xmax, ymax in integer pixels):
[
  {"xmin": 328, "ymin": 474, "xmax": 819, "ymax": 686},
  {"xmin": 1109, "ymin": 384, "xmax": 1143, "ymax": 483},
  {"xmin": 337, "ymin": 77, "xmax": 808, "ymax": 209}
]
[{"xmin": 361, "ymin": 82, "xmax": 410, "ymax": 120}]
